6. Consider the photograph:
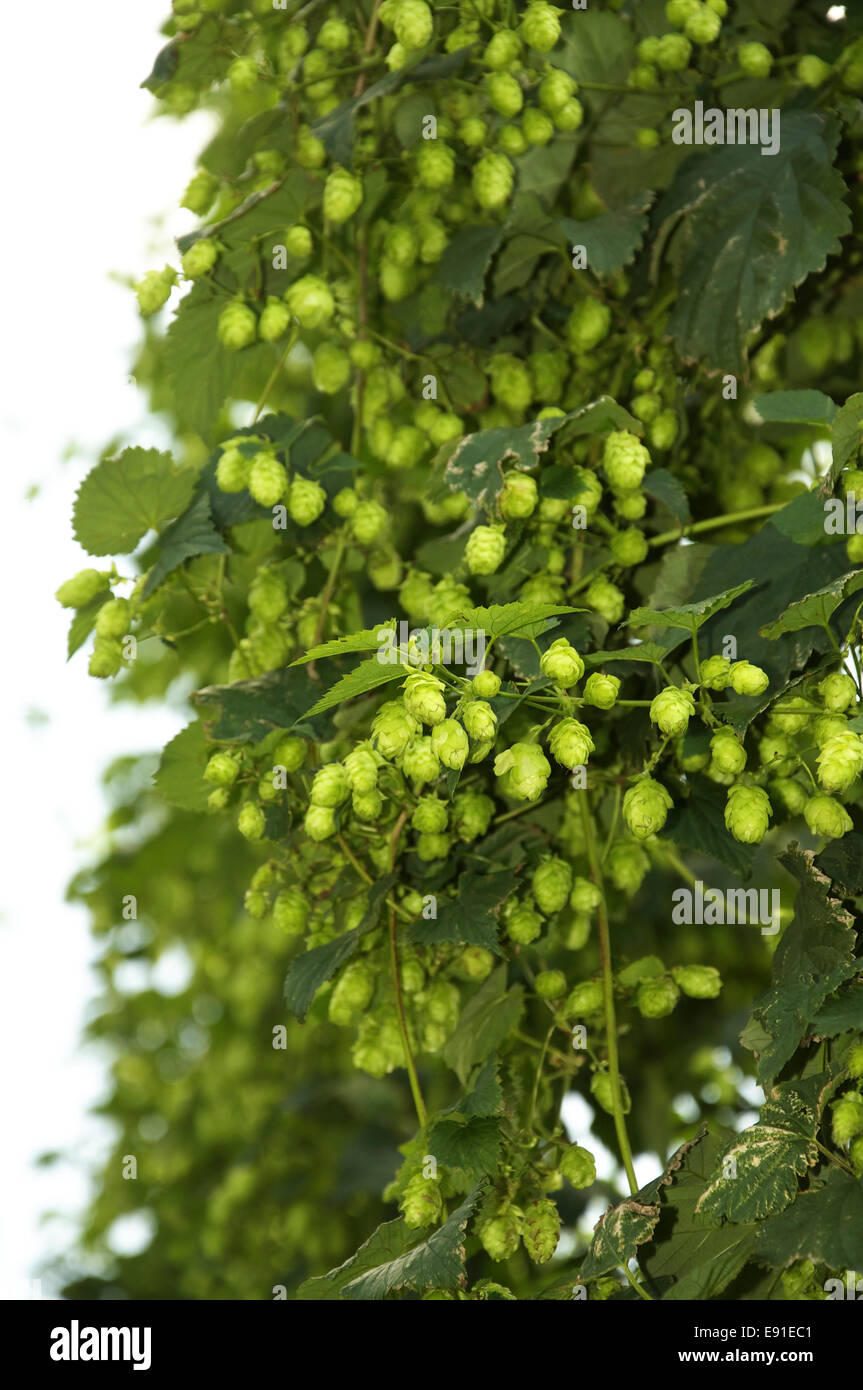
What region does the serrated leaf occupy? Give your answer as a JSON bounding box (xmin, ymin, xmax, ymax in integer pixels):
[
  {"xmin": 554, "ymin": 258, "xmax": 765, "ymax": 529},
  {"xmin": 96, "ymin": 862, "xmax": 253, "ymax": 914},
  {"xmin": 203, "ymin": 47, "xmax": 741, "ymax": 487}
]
[
  {"xmin": 160, "ymin": 285, "xmax": 272, "ymax": 438},
  {"xmin": 441, "ymin": 601, "xmax": 579, "ymax": 642},
  {"xmin": 341, "ymin": 1188, "xmax": 483, "ymax": 1300},
  {"xmin": 814, "ymin": 831, "xmax": 863, "ymax": 897},
  {"xmin": 751, "ymin": 389, "xmax": 837, "ymax": 427},
  {"xmin": 829, "ymin": 391, "xmax": 863, "ymax": 484},
  {"xmin": 434, "ymin": 225, "xmax": 504, "ymax": 306},
  {"xmin": 297, "ymin": 1218, "xmax": 416, "ymax": 1301},
  {"xmin": 513, "ymin": 138, "xmax": 576, "ymax": 206},
  {"xmin": 748, "ymin": 845, "xmax": 858, "ymax": 1087},
  {"xmin": 768, "ymin": 488, "xmax": 832, "ymax": 547},
  {"xmin": 67, "ymin": 593, "xmax": 110, "ymax": 659},
  {"xmin": 696, "ymin": 1094, "xmax": 818, "ymax": 1223},
  {"xmin": 642, "ymin": 468, "xmax": 690, "ymax": 526},
  {"xmin": 291, "ymin": 624, "xmax": 395, "ymax": 666},
  {"xmin": 73, "ymin": 448, "xmax": 195, "ymax": 556},
  {"xmin": 560, "ymin": 196, "xmax": 652, "ymax": 276},
  {"xmin": 177, "ymin": 170, "xmax": 318, "ymax": 254},
  {"xmin": 811, "ymin": 980, "xmax": 863, "ymax": 1038},
  {"xmin": 283, "ymin": 933, "xmax": 359, "ymax": 1022},
  {"xmin": 153, "ymin": 722, "xmax": 211, "ymax": 812},
  {"xmin": 664, "ymin": 776, "xmax": 757, "ymax": 879},
  {"xmin": 441, "ymin": 398, "xmax": 638, "ymax": 508},
  {"xmin": 193, "ymin": 665, "xmax": 332, "ymax": 743},
  {"xmin": 755, "ymin": 1169, "xmax": 863, "ymax": 1270},
  {"xmin": 409, "ymin": 869, "xmax": 517, "ymax": 953},
  {"xmin": 629, "ymin": 581, "xmax": 754, "ymax": 635},
  {"xmin": 142, "ymin": 489, "xmax": 229, "ymax": 597},
  {"xmin": 442, "ymin": 966, "xmax": 524, "ymax": 1086},
  {"xmin": 426, "ymin": 1117, "xmax": 501, "ymax": 1184},
  {"xmin": 443, "ymin": 1057, "xmax": 503, "ymax": 1120},
  {"xmin": 584, "ymin": 643, "xmax": 670, "ymax": 668},
  {"xmin": 758, "ymin": 570, "xmax": 863, "ymax": 639},
  {"xmin": 302, "ymin": 657, "xmax": 407, "ymax": 719},
  {"xmin": 652, "ymin": 113, "xmax": 851, "ymax": 370},
  {"xmin": 581, "ymin": 1200, "xmax": 660, "ymax": 1282}
]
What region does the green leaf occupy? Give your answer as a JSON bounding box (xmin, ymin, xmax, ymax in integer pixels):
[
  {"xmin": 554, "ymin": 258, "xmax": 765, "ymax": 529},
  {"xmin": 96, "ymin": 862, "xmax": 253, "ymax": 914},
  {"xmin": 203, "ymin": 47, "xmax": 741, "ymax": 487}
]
[
  {"xmin": 513, "ymin": 138, "xmax": 576, "ymax": 207},
  {"xmin": 192, "ymin": 665, "xmax": 333, "ymax": 742},
  {"xmin": 581, "ymin": 1199, "xmax": 661, "ymax": 1282},
  {"xmin": 283, "ymin": 880, "xmax": 391, "ymax": 1022},
  {"xmin": 558, "ymin": 10, "xmax": 634, "ymax": 93},
  {"xmin": 829, "ymin": 391, "xmax": 863, "ymax": 483},
  {"xmin": 341, "ymin": 1188, "xmax": 483, "ymax": 1300},
  {"xmin": 160, "ymin": 284, "xmax": 273, "ymax": 438},
  {"xmin": 67, "ymin": 594, "xmax": 110, "ymax": 659},
  {"xmin": 652, "ymin": 113, "xmax": 851, "ymax": 370},
  {"xmin": 758, "ymin": 570, "xmax": 863, "ymax": 639},
  {"xmin": 441, "ymin": 601, "xmax": 579, "ymax": 642},
  {"xmin": 746, "ymin": 845, "xmax": 858, "ymax": 1087},
  {"xmin": 142, "ymin": 489, "xmax": 229, "ymax": 597},
  {"xmin": 434, "ymin": 225, "xmax": 504, "ymax": 305},
  {"xmin": 814, "ymin": 832, "xmax": 863, "ymax": 897},
  {"xmin": 768, "ymin": 488, "xmax": 832, "ymax": 547},
  {"xmin": 641, "ymin": 1128, "xmax": 757, "ymax": 1301},
  {"xmin": 409, "ymin": 869, "xmax": 517, "ymax": 954},
  {"xmin": 291, "ymin": 624, "xmax": 395, "ymax": 666},
  {"xmin": 664, "ymin": 776, "xmax": 757, "ymax": 879},
  {"xmin": 642, "ymin": 468, "xmax": 690, "ymax": 526},
  {"xmin": 584, "ymin": 643, "xmax": 670, "ymax": 668},
  {"xmin": 73, "ymin": 448, "xmax": 195, "ymax": 556},
  {"xmin": 755, "ymin": 1169, "xmax": 863, "ymax": 1270},
  {"xmin": 811, "ymin": 980, "xmax": 863, "ymax": 1038},
  {"xmin": 178, "ymin": 170, "xmax": 319, "ymax": 254},
  {"xmin": 297, "ymin": 1218, "xmax": 416, "ymax": 1301},
  {"xmin": 443, "ymin": 1057, "xmax": 503, "ymax": 1120},
  {"xmin": 153, "ymin": 722, "xmax": 212, "ymax": 812},
  {"xmin": 442, "ymin": 966, "xmax": 524, "ymax": 1086},
  {"xmin": 426, "ymin": 1117, "xmax": 501, "ymax": 1184},
  {"xmin": 560, "ymin": 196, "xmax": 652, "ymax": 276},
  {"xmin": 442, "ymin": 398, "xmax": 638, "ymax": 508},
  {"xmin": 696, "ymin": 1093, "xmax": 818, "ymax": 1223},
  {"xmin": 301, "ymin": 656, "xmax": 407, "ymax": 719},
  {"xmin": 751, "ymin": 389, "xmax": 837, "ymax": 427},
  {"xmin": 629, "ymin": 581, "xmax": 754, "ymax": 635}
]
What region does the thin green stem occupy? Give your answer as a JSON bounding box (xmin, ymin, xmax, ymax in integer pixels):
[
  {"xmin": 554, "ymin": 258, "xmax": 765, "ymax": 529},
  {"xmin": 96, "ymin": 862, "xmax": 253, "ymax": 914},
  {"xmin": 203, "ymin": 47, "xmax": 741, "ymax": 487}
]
[
  {"xmin": 649, "ymin": 503, "xmax": 784, "ymax": 549},
  {"xmin": 579, "ymin": 793, "xmax": 638, "ymax": 1196},
  {"xmin": 624, "ymin": 1263, "xmax": 653, "ymax": 1301},
  {"xmin": 252, "ymin": 328, "xmax": 298, "ymax": 423},
  {"xmin": 387, "ymin": 809, "xmax": 427, "ymax": 1128},
  {"xmin": 527, "ymin": 1025, "xmax": 556, "ymax": 1130}
]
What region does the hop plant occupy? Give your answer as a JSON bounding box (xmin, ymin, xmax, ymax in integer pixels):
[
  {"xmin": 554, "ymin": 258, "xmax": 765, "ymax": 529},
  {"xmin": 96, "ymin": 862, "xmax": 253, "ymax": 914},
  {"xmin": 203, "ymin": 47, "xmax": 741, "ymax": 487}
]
[
  {"xmin": 540, "ymin": 639, "xmax": 584, "ymax": 688},
  {"xmin": 218, "ymin": 299, "xmax": 256, "ymax": 350},
  {"xmin": 804, "ymin": 794, "xmax": 853, "ymax": 839},
  {"xmin": 724, "ymin": 785, "xmax": 772, "ymax": 844},
  {"xmin": 623, "ymin": 777, "xmax": 674, "ymax": 839},
  {"xmin": 650, "ymin": 686, "xmax": 695, "ymax": 736},
  {"xmin": 532, "ymin": 856, "xmax": 573, "ymax": 914},
  {"xmin": 494, "ymin": 744, "xmax": 551, "ymax": 801},
  {"xmin": 466, "ymin": 525, "xmax": 507, "ymax": 575},
  {"xmin": 522, "ymin": 1199, "xmax": 560, "ymax": 1263}
]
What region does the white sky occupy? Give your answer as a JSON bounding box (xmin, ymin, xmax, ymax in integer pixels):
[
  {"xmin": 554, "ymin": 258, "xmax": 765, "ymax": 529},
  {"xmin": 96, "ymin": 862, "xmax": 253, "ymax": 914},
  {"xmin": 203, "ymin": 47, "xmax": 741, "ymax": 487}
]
[{"xmin": 0, "ymin": 1, "xmax": 213, "ymax": 1298}]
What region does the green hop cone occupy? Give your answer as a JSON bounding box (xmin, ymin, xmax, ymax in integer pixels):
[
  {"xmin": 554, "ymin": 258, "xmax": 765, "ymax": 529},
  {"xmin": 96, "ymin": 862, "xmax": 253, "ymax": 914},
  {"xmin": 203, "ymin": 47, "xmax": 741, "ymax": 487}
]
[
  {"xmin": 466, "ymin": 525, "xmax": 507, "ymax": 575},
  {"xmin": 227, "ymin": 55, "xmax": 258, "ymax": 91},
  {"xmin": 352, "ymin": 788, "xmax": 384, "ymax": 821},
  {"xmin": 650, "ymin": 685, "xmax": 695, "ymax": 736},
  {"xmin": 310, "ymin": 763, "xmax": 349, "ymax": 807},
  {"xmin": 797, "ymin": 54, "xmax": 831, "ymax": 87},
  {"xmin": 832, "ymin": 1092, "xmax": 863, "ymax": 1145},
  {"xmin": 461, "ymin": 700, "xmax": 498, "ymax": 742},
  {"xmin": 249, "ymin": 576, "xmax": 287, "ymax": 624},
  {"xmin": 483, "ymin": 29, "xmax": 522, "ymax": 68},
  {"xmin": 699, "ymin": 655, "xmax": 732, "ymax": 690},
  {"xmin": 819, "ymin": 671, "xmax": 857, "ymax": 712},
  {"xmin": 430, "ymin": 718, "xmax": 469, "ymax": 770},
  {"xmin": 304, "ymin": 804, "xmax": 337, "ymax": 841},
  {"xmin": 478, "ymin": 1209, "xmax": 522, "ymax": 1261},
  {"xmin": 486, "ymin": 72, "xmax": 524, "ymax": 118},
  {"xmin": 284, "ymin": 225, "xmax": 313, "ymax": 258},
  {"xmin": 567, "ymin": 299, "xmax": 612, "ymax": 355},
  {"xmin": 344, "ymin": 744, "xmax": 380, "ymax": 794},
  {"xmin": 287, "ymin": 478, "xmax": 326, "ymax": 527},
  {"xmin": 816, "ymin": 731, "xmax": 863, "ymax": 793},
  {"xmin": 372, "ymin": 700, "xmax": 419, "ymax": 759},
  {"xmin": 535, "ymin": 969, "xmax": 567, "ymax": 999},
  {"xmin": 559, "ymin": 1144, "xmax": 596, "ymax": 1189},
  {"xmin": 548, "ymin": 719, "xmax": 595, "ymax": 771},
  {"xmin": 770, "ymin": 777, "xmax": 808, "ymax": 816},
  {"xmin": 848, "ymin": 1042, "xmax": 863, "ymax": 1080},
  {"xmin": 506, "ymin": 901, "xmax": 544, "ymax": 944},
  {"xmin": 401, "ymin": 736, "xmax": 441, "ymax": 786},
  {"xmin": 394, "ymin": 0, "xmax": 433, "ymax": 49},
  {"xmin": 540, "ymin": 638, "xmax": 584, "ymax": 688},
  {"xmin": 181, "ymin": 237, "xmax": 219, "ymax": 279},
  {"xmin": 672, "ymin": 964, "xmax": 722, "ymax": 999},
  {"xmin": 637, "ymin": 977, "xmax": 680, "ymax": 1019},
  {"xmin": 532, "ymin": 856, "xmax": 573, "ymax": 915},
  {"xmin": 591, "ymin": 1069, "xmax": 632, "ymax": 1115},
  {"xmin": 248, "ymin": 452, "xmax": 288, "ymax": 508},
  {"xmin": 570, "ymin": 877, "xmax": 601, "ymax": 912},
  {"xmin": 520, "ymin": 2, "xmax": 562, "ymax": 52},
  {"xmin": 273, "ymin": 737, "xmax": 307, "ymax": 773},
  {"xmin": 416, "ymin": 830, "xmax": 451, "ymax": 860},
  {"xmin": 415, "ymin": 141, "xmax": 455, "ymax": 188},
  {"xmin": 323, "ymin": 167, "xmax": 363, "ymax": 223},
  {"xmin": 565, "ymin": 980, "xmax": 604, "ymax": 1015},
  {"xmin": 607, "ymin": 841, "xmax": 649, "ymax": 895},
  {"xmin": 95, "ymin": 598, "xmax": 131, "ymax": 639},
  {"xmin": 455, "ymin": 946, "xmax": 495, "ymax": 981},
  {"xmin": 539, "ymin": 68, "xmax": 576, "ymax": 112},
  {"xmin": 656, "ymin": 32, "xmax": 692, "ymax": 70},
  {"xmin": 216, "ymin": 445, "xmax": 249, "ymax": 493},
  {"xmin": 55, "ymin": 569, "xmax": 107, "ymax": 608},
  {"xmin": 500, "ymin": 473, "xmax": 539, "ymax": 520},
  {"xmin": 244, "ymin": 889, "xmax": 268, "ymax": 919},
  {"xmin": 218, "ymin": 298, "xmax": 257, "ymax": 350},
  {"xmin": 135, "ymin": 267, "xmax": 176, "ymax": 317},
  {"xmin": 204, "ymin": 751, "xmax": 240, "ymax": 787},
  {"xmin": 412, "ymin": 796, "xmax": 448, "ymax": 833},
  {"xmin": 472, "ymin": 670, "xmax": 502, "ymax": 699},
  {"xmin": 729, "ymin": 661, "xmax": 769, "ymax": 696},
  {"xmin": 403, "ymin": 672, "xmax": 447, "ymax": 726},
  {"xmin": 583, "ymin": 672, "xmax": 620, "ymax": 709},
  {"xmin": 738, "ymin": 41, "xmax": 773, "ymax": 77},
  {"xmin": 623, "ymin": 777, "xmax": 674, "ymax": 840},
  {"xmin": 603, "ymin": 430, "xmax": 649, "ymax": 492},
  {"xmin": 328, "ymin": 960, "xmax": 375, "ymax": 1026},
  {"xmin": 286, "ymin": 274, "xmax": 335, "ymax": 329},
  {"xmin": 181, "ymin": 168, "xmax": 218, "ymax": 214},
  {"xmin": 710, "ymin": 727, "xmax": 747, "ymax": 775},
  {"xmin": 351, "ymin": 499, "xmax": 388, "ymax": 546},
  {"xmin": 237, "ymin": 802, "xmax": 266, "ymax": 841},
  {"xmin": 473, "ymin": 152, "xmax": 514, "ymax": 209},
  {"xmin": 522, "ymin": 1198, "xmax": 560, "ymax": 1264},
  {"xmin": 804, "ymin": 794, "xmax": 853, "ymax": 839},
  {"xmin": 494, "ymin": 743, "xmax": 551, "ymax": 801},
  {"xmin": 610, "ymin": 526, "xmax": 648, "ymax": 567},
  {"xmin": 451, "ymin": 789, "xmax": 495, "ymax": 841},
  {"xmin": 401, "ymin": 1172, "xmax": 443, "ymax": 1229},
  {"xmin": 258, "ymin": 296, "xmax": 291, "ymax": 341},
  {"xmin": 89, "ymin": 637, "xmax": 124, "ymax": 679},
  {"xmin": 724, "ymin": 784, "xmax": 772, "ymax": 843}
]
